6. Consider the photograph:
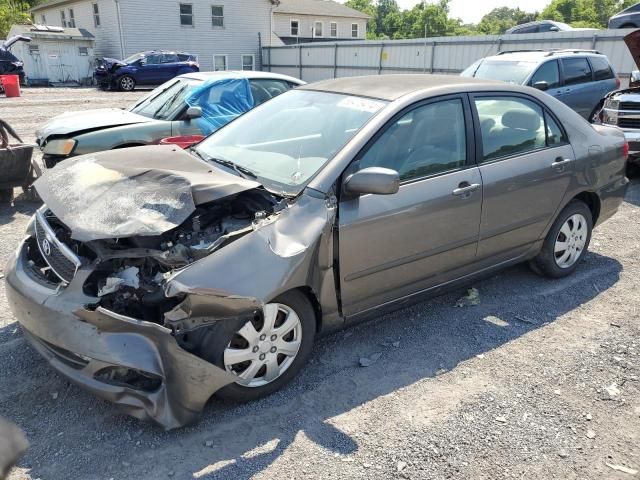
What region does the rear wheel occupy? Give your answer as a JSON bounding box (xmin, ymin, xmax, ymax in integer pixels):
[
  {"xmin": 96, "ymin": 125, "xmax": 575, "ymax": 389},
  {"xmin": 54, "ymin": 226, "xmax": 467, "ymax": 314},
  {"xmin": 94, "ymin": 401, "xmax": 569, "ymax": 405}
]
[
  {"xmin": 530, "ymin": 200, "xmax": 592, "ymax": 278},
  {"xmin": 118, "ymin": 75, "xmax": 136, "ymax": 91},
  {"xmin": 201, "ymin": 290, "xmax": 316, "ymax": 402}
]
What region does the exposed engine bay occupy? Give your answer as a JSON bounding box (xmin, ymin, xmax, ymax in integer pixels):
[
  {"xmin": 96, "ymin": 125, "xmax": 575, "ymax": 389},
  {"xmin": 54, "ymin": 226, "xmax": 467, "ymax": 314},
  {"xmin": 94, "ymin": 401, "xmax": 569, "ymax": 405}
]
[{"xmin": 28, "ymin": 189, "xmax": 284, "ymax": 325}]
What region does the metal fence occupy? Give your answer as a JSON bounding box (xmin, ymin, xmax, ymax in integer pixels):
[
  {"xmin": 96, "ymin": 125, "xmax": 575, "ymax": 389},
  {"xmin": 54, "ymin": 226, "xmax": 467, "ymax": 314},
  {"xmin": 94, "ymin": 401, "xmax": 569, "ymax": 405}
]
[{"xmin": 262, "ymin": 29, "xmax": 637, "ymax": 83}]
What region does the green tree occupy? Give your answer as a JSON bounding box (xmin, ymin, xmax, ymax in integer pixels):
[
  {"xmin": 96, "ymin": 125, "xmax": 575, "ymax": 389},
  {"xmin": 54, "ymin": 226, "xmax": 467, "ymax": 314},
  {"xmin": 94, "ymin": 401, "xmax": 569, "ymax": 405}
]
[
  {"xmin": 539, "ymin": 0, "xmax": 638, "ymax": 28},
  {"xmin": 477, "ymin": 7, "xmax": 538, "ymax": 34},
  {"xmin": 0, "ymin": 1, "xmax": 33, "ymax": 39},
  {"xmin": 345, "ymin": 0, "xmax": 379, "ymax": 38}
]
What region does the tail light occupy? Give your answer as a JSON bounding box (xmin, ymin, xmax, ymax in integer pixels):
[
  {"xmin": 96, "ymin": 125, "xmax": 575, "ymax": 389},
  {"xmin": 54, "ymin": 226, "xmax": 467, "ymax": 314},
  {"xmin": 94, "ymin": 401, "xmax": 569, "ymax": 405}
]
[
  {"xmin": 623, "ymin": 141, "xmax": 629, "ymax": 160},
  {"xmin": 615, "ymin": 76, "xmax": 621, "ymax": 89}
]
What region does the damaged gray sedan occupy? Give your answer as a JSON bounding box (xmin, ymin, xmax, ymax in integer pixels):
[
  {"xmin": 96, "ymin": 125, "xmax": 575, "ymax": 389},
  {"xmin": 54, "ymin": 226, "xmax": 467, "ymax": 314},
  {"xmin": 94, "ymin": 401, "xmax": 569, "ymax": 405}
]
[{"xmin": 5, "ymin": 75, "xmax": 629, "ymax": 429}]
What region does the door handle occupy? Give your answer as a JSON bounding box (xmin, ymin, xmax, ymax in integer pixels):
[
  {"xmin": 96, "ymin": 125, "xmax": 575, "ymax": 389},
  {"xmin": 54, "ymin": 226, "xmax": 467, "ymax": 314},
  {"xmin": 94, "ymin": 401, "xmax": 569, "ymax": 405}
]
[
  {"xmin": 452, "ymin": 182, "xmax": 480, "ymax": 196},
  {"xmin": 552, "ymin": 157, "xmax": 573, "ymax": 167}
]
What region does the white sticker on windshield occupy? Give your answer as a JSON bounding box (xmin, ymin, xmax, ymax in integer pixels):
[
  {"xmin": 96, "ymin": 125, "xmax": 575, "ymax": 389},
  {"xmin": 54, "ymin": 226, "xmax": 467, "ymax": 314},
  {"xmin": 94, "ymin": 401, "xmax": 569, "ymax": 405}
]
[{"xmin": 337, "ymin": 97, "xmax": 384, "ymax": 113}]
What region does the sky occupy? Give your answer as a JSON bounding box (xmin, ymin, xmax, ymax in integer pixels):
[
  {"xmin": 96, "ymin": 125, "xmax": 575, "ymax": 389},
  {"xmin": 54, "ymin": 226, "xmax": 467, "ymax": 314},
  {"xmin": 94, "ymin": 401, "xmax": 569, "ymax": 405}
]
[{"xmin": 336, "ymin": 0, "xmax": 552, "ymax": 25}]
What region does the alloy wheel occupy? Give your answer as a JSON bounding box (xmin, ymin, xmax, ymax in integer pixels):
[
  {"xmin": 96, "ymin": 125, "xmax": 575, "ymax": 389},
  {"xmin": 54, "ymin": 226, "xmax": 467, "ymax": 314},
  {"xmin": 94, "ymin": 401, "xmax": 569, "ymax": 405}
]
[
  {"xmin": 224, "ymin": 303, "xmax": 302, "ymax": 388},
  {"xmin": 120, "ymin": 76, "xmax": 135, "ymax": 91},
  {"xmin": 554, "ymin": 213, "xmax": 588, "ymax": 268}
]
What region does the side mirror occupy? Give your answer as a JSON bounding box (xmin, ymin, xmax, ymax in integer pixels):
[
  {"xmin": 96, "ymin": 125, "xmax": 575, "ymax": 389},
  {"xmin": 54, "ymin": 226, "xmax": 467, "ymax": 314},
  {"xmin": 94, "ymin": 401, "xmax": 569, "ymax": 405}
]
[
  {"xmin": 630, "ymin": 70, "xmax": 640, "ymax": 88},
  {"xmin": 185, "ymin": 106, "xmax": 202, "ymax": 120},
  {"xmin": 343, "ymin": 167, "xmax": 399, "ymax": 196},
  {"xmin": 533, "ymin": 81, "xmax": 549, "ymax": 91}
]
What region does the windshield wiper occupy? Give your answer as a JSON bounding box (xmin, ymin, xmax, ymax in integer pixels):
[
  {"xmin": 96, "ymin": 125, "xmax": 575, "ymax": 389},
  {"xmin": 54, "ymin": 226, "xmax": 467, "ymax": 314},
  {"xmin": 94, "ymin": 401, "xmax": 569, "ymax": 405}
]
[{"xmin": 194, "ymin": 151, "xmax": 257, "ymax": 180}]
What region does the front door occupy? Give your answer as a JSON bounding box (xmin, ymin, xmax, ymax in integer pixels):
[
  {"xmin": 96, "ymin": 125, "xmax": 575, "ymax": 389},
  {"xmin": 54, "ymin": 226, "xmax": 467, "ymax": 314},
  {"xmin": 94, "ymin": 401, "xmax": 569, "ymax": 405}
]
[
  {"xmin": 471, "ymin": 94, "xmax": 574, "ymax": 263},
  {"xmin": 136, "ymin": 54, "xmax": 163, "ymax": 85},
  {"xmin": 338, "ymin": 96, "xmax": 483, "ymax": 316}
]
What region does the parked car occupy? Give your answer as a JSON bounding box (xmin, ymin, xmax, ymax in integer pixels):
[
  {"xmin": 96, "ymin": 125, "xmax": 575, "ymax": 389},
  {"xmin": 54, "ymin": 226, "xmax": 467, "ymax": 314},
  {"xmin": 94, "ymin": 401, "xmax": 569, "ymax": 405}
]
[
  {"xmin": 37, "ymin": 71, "xmax": 305, "ymax": 168},
  {"xmin": 6, "ymin": 75, "xmax": 628, "ymax": 429},
  {"xmin": 0, "ymin": 35, "xmax": 30, "ymax": 86},
  {"xmin": 506, "ymin": 20, "xmax": 596, "ymax": 34},
  {"xmin": 596, "ymin": 30, "xmax": 640, "ymax": 162},
  {"xmin": 608, "ymin": 3, "xmax": 640, "ymax": 28},
  {"xmin": 461, "ymin": 49, "xmax": 620, "ymax": 120},
  {"xmin": 94, "ymin": 50, "xmax": 199, "ymax": 91}
]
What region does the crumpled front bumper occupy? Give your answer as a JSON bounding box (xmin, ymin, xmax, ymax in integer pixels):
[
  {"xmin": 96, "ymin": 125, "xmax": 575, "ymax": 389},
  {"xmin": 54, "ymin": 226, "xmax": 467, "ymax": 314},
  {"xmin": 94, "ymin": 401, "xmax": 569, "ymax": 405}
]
[{"xmin": 4, "ymin": 238, "xmax": 236, "ymax": 430}]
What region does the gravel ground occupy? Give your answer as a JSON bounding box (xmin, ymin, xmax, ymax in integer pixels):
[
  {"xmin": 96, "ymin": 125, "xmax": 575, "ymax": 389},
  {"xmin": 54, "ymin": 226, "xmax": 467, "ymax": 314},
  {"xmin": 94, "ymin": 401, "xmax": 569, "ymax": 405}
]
[{"xmin": 0, "ymin": 88, "xmax": 639, "ymax": 480}]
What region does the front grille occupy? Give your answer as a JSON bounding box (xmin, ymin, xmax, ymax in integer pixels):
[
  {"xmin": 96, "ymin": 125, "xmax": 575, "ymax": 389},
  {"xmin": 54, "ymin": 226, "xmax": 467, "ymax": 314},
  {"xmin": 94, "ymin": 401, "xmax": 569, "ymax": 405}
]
[
  {"xmin": 618, "ymin": 118, "xmax": 640, "ymax": 129},
  {"xmin": 620, "ymin": 102, "xmax": 640, "ymax": 111},
  {"xmin": 34, "ymin": 211, "xmax": 81, "ymax": 283}
]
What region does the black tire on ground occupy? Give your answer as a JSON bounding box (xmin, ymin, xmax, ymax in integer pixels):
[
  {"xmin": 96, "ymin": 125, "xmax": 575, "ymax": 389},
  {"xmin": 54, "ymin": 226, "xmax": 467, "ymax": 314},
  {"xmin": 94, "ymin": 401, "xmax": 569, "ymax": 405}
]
[
  {"xmin": 201, "ymin": 290, "xmax": 316, "ymax": 402},
  {"xmin": 118, "ymin": 75, "xmax": 136, "ymax": 91},
  {"xmin": 0, "ymin": 189, "xmax": 13, "ymax": 204},
  {"xmin": 529, "ymin": 200, "xmax": 593, "ymax": 279}
]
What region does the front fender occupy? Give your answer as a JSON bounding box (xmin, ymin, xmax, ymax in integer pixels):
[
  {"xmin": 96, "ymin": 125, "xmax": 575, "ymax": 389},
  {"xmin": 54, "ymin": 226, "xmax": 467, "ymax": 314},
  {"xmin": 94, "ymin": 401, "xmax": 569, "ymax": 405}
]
[{"xmin": 73, "ymin": 122, "xmax": 172, "ymax": 154}]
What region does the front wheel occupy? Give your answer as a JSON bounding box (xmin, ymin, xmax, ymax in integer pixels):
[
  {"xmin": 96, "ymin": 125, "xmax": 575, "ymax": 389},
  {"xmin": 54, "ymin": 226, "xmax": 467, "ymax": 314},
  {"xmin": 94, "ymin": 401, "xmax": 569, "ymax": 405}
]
[
  {"xmin": 530, "ymin": 200, "xmax": 593, "ymax": 278},
  {"xmin": 118, "ymin": 75, "xmax": 136, "ymax": 91},
  {"xmin": 201, "ymin": 290, "xmax": 316, "ymax": 402}
]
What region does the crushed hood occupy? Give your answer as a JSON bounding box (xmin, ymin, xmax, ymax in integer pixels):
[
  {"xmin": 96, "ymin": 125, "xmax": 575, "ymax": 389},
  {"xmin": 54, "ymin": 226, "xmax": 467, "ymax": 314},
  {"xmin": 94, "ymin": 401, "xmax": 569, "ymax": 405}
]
[
  {"xmin": 625, "ymin": 30, "xmax": 640, "ymax": 70},
  {"xmin": 36, "ymin": 108, "xmax": 152, "ymax": 142},
  {"xmin": 34, "ymin": 145, "xmax": 261, "ymax": 242},
  {"xmin": 100, "ymin": 57, "xmax": 127, "ymax": 67}
]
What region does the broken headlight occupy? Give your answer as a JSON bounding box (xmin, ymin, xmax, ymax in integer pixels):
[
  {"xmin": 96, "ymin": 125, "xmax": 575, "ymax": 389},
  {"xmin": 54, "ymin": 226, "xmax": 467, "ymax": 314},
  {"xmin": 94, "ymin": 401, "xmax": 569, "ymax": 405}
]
[{"xmin": 43, "ymin": 138, "xmax": 77, "ymax": 156}]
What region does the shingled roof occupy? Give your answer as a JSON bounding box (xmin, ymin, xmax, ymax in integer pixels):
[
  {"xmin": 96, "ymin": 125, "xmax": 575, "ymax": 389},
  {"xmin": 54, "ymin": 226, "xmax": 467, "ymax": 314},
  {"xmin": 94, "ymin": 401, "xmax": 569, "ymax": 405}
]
[{"xmin": 274, "ymin": 0, "xmax": 370, "ymax": 19}]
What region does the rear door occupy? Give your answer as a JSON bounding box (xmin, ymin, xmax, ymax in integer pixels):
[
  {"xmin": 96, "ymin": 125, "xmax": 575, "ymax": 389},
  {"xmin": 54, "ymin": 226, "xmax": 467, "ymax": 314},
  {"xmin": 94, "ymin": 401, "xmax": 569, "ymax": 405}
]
[
  {"xmin": 471, "ymin": 94, "xmax": 574, "ymax": 263},
  {"xmin": 158, "ymin": 53, "xmax": 181, "ymax": 82},
  {"xmin": 338, "ymin": 95, "xmax": 483, "ymax": 316},
  {"xmin": 587, "ymin": 55, "xmax": 619, "ymax": 100},
  {"xmin": 559, "ymin": 56, "xmax": 596, "ymax": 118}
]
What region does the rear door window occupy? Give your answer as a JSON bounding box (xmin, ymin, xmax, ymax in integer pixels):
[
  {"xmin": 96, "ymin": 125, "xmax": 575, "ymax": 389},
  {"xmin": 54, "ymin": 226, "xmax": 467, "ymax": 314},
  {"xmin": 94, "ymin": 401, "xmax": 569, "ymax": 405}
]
[
  {"xmin": 530, "ymin": 60, "xmax": 560, "ymax": 88},
  {"xmin": 589, "ymin": 56, "xmax": 614, "ymax": 80},
  {"xmin": 561, "ymin": 57, "xmax": 593, "ymax": 85},
  {"xmin": 162, "ymin": 54, "xmax": 179, "ymax": 64}
]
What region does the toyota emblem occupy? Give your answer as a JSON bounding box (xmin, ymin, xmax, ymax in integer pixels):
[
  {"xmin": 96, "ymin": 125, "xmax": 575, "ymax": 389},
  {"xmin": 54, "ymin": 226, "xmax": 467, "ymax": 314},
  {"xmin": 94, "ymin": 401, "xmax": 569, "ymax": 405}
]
[{"xmin": 42, "ymin": 238, "xmax": 51, "ymax": 256}]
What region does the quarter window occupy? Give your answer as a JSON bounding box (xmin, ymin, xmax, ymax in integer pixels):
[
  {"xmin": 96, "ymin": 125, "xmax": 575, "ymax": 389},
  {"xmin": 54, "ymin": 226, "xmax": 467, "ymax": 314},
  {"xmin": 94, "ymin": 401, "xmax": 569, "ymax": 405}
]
[
  {"xmin": 314, "ymin": 21, "xmax": 323, "ymax": 36},
  {"xmin": 93, "ymin": 3, "xmax": 100, "ymax": 27},
  {"xmin": 359, "ymin": 99, "xmax": 467, "ymax": 182},
  {"xmin": 531, "ymin": 60, "xmax": 560, "ymax": 89},
  {"xmin": 562, "ymin": 57, "xmax": 592, "ymax": 85},
  {"xmin": 290, "ymin": 19, "xmax": 299, "ymax": 36},
  {"xmin": 180, "ymin": 3, "xmax": 194, "ymax": 26},
  {"xmin": 589, "ymin": 56, "xmax": 614, "ymax": 80},
  {"xmin": 475, "ymin": 96, "xmax": 547, "ymax": 161},
  {"xmin": 330, "ymin": 22, "xmax": 337, "ymax": 37},
  {"xmin": 211, "ymin": 5, "xmax": 224, "ymax": 27},
  {"xmin": 213, "ymin": 54, "xmax": 227, "ymax": 71},
  {"xmin": 351, "ymin": 23, "xmax": 359, "ymax": 37}
]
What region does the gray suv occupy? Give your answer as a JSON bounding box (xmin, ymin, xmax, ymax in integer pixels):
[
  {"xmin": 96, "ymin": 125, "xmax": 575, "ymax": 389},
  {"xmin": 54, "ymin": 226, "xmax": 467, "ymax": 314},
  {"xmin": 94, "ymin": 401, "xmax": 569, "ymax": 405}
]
[
  {"xmin": 461, "ymin": 49, "xmax": 620, "ymax": 120},
  {"xmin": 608, "ymin": 3, "xmax": 640, "ymax": 28}
]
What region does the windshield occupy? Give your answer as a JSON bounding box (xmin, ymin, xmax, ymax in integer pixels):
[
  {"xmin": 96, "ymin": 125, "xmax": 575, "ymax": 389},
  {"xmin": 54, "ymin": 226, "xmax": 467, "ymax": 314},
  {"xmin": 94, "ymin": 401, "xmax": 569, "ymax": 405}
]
[
  {"xmin": 123, "ymin": 52, "xmax": 145, "ymax": 64},
  {"xmin": 462, "ymin": 60, "xmax": 537, "ymax": 84},
  {"xmin": 195, "ymin": 90, "xmax": 387, "ymax": 195},
  {"xmin": 129, "ymin": 78, "xmax": 201, "ymax": 120}
]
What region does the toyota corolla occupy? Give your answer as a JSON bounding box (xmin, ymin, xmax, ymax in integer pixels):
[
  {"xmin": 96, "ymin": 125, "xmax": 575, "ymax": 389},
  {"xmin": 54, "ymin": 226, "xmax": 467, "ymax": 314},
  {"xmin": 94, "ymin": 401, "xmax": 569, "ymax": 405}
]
[{"xmin": 5, "ymin": 75, "xmax": 628, "ymax": 429}]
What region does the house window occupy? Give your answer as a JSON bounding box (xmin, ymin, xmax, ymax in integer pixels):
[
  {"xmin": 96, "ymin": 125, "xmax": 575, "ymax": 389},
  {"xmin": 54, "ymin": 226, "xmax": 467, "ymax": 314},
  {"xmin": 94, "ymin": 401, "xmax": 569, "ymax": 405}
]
[
  {"xmin": 68, "ymin": 8, "xmax": 76, "ymax": 28},
  {"xmin": 93, "ymin": 3, "xmax": 100, "ymax": 27},
  {"xmin": 314, "ymin": 21, "xmax": 323, "ymax": 37},
  {"xmin": 290, "ymin": 19, "xmax": 299, "ymax": 36},
  {"xmin": 213, "ymin": 54, "xmax": 227, "ymax": 71},
  {"xmin": 351, "ymin": 23, "xmax": 358, "ymax": 38},
  {"xmin": 211, "ymin": 5, "xmax": 224, "ymax": 27},
  {"xmin": 242, "ymin": 54, "xmax": 254, "ymax": 71},
  {"xmin": 29, "ymin": 45, "xmax": 40, "ymax": 55},
  {"xmin": 180, "ymin": 3, "xmax": 194, "ymax": 26},
  {"xmin": 60, "ymin": 10, "xmax": 66, "ymax": 27},
  {"xmin": 78, "ymin": 46, "xmax": 89, "ymax": 56},
  {"xmin": 330, "ymin": 22, "xmax": 337, "ymax": 37},
  {"xmin": 40, "ymin": 14, "xmax": 46, "ymax": 24}
]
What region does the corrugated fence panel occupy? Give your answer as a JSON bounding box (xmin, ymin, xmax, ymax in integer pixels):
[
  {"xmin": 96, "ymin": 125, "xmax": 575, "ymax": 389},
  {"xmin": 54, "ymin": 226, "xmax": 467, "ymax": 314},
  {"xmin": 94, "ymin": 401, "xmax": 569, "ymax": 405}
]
[{"xmin": 264, "ymin": 29, "xmax": 638, "ymax": 82}]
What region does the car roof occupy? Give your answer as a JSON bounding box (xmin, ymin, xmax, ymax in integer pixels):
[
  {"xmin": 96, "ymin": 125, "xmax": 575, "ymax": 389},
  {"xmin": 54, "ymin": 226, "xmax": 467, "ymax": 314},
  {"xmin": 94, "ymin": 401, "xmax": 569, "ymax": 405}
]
[
  {"xmin": 481, "ymin": 50, "xmax": 608, "ymax": 63},
  {"xmin": 299, "ymin": 74, "xmax": 499, "ymax": 101},
  {"xmin": 179, "ymin": 70, "xmax": 305, "ymax": 85}
]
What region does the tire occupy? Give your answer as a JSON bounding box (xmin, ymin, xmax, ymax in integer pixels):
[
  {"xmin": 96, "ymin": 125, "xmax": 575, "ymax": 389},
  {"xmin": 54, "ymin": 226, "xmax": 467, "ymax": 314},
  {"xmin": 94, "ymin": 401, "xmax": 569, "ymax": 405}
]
[
  {"xmin": 0, "ymin": 189, "xmax": 13, "ymax": 204},
  {"xmin": 118, "ymin": 75, "xmax": 136, "ymax": 91},
  {"xmin": 530, "ymin": 200, "xmax": 593, "ymax": 278},
  {"xmin": 201, "ymin": 290, "xmax": 316, "ymax": 402}
]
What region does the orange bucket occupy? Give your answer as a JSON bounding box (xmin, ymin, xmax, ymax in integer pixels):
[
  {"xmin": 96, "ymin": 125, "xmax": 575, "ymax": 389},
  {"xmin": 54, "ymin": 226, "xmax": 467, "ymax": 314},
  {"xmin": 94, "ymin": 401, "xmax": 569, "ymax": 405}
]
[{"xmin": 0, "ymin": 75, "xmax": 20, "ymax": 97}]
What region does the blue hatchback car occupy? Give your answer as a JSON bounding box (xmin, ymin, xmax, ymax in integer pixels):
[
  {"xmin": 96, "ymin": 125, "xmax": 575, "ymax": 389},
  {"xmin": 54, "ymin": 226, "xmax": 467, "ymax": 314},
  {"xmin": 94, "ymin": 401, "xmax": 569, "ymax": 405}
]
[
  {"xmin": 95, "ymin": 50, "xmax": 199, "ymax": 91},
  {"xmin": 461, "ymin": 49, "xmax": 620, "ymax": 120}
]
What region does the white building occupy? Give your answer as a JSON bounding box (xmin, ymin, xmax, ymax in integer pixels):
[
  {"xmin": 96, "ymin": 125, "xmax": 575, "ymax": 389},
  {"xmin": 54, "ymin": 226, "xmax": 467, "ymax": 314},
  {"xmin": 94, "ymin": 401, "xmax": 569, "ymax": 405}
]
[{"xmin": 30, "ymin": 0, "xmax": 368, "ymax": 71}]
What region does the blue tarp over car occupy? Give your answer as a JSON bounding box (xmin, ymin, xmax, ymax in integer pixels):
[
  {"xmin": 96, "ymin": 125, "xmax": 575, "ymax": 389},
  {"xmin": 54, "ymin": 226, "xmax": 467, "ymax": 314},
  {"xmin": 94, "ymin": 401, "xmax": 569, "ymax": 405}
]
[{"xmin": 184, "ymin": 77, "xmax": 255, "ymax": 135}]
